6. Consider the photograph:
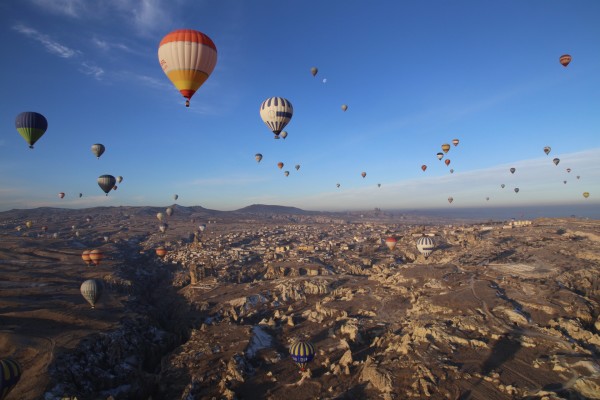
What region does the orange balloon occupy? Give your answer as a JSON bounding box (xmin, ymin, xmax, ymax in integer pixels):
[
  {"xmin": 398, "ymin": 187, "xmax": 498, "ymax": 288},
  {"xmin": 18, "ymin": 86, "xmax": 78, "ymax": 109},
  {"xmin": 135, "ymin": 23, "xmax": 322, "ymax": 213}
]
[
  {"xmin": 421, "ymin": 165, "xmax": 427, "ymax": 171},
  {"xmin": 82, "ymin": 250, "xmax": 92, "ymax": 265},
  {"xmin": 156, "ymin": 247, "xmax": 167, "ymax": 258},
  {"xmin": 89, "ymin": 249, "xmax": 103, "ymax": 266},
  {"xmin": 559, "ymin": 54, "xmax": 572, "ymax": 67},
  {"xmin": 445, "ymin": 159, "xmax": 451, "ymax": 166}
]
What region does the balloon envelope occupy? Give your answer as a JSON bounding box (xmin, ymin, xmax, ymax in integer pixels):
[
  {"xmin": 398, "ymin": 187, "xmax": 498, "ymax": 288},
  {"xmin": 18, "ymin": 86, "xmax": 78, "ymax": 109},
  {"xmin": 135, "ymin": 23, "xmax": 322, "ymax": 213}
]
[
  {"xmin": 452, "ymin": 139, "xmax": 459, "ymax": 146},
  {"xmin": 421, "ymin": 165, "xmax": 427, "ymax": 171},
  {"xmin": 583, "ymin": 192, "xmax": 590, "ymax": 198},
  {"xmin": 58, "ymin": 192, "xmax": 65, "ymax": 199},
  {"xmin": 158, "ymin": 29, "xmax": 217, "ymax": 107},
  {"xmin": 341, "ymin": 104, "xmax": 348, "ymax": 112},
  {"xmin": 295, "ymin": 164, "xmax": 300, "ymax": 171},
  {"xmin": 361, "ymin": 172, "xmax": 366, "ymax": 178},
  {"xmin": 277, "ymin": 162, "xmax": 284, "ymax": 169},
  {"xmin": 447, "ymin": 197, "xmax": 453, "ymax": 204},
  {"xmin": 445, "ymin": 159, "xmax": 451, "ymax": 166},
  {"xmin": 156, "ymin": 246, "xmax": 167, "ymax": 258},
  {"xmin": 117, "ymin": 176, "xmax": 123, "ymax": 183},
  {"xmin": 80, "ymin": 279, "xmax": 102, "ymax": 308},
  {"xmin": 290, "ymin": 341, "xmax": 315, "ymax": 371},
  {"xmin": 255, "ymin": 153, "xmax": 263, "ymax": 163},
  {"xmin": 514, "ymin": 188, "xmax": 520, "ymax": 193},
  {"xmin": 553, "ymin": 158, "xmax": 560, "ymax": 166},
  {"xmin": 441, "ymin": 144, "xmax": 450, "ymax": 153},
  {"xmin": 510, "ymin": 168, "xmax": 516, "ymax": 174},
  {"xmin": 89, "ymin": 249, "xmax": 103, "ymax": 266},
  {"xmin": 436, "ymin": 152, "xmax": 444, "ymax": 160},
  {"xmin": 310, "ymin": 67, "xmax": 318, "ymax": 77},
  {"xmin": 544, "ymin": 146, "xmax": 551, "ymax": 155},
  {"xmin": 501, "ymin": 184, "xmax": 505, "ymax": 188},
  {"xmin": 385, "ymin": 237, "xmax": 397, "ymax": 250},
  {"xmin": 284, "ymin": 171, "xmax": 289, "ymax": 177},
  {"xmin": 97, "ymin": 175, "xmax": 116, "ymax": 195},
  {"xmin": 82, "ymin": 250, "xmax": 91, "ymax": 265},
  {"xmin": 559, "ymin": 54, "xmax": 572, "ymax": 67},
  {"xmin": 166, "ymin": 207, "xmax": 173, "ymax": 217},
  {"xmin": 0, "ymin": 358, "xmax": 22, "ymax": 399},
  {"xmin": 91, "ymin": 143, "xmax": 105, "ymax": 159},
  {"xmin": 15, "ymin": 111, "xmax": 47, "ymax": 149},
  {"xmin": 416, "ymin": 236, "xmax": 435, "ymax": 258},
  {"xmin": 260, "ymin": 97, "xmax": 293, "ymax": 138}
]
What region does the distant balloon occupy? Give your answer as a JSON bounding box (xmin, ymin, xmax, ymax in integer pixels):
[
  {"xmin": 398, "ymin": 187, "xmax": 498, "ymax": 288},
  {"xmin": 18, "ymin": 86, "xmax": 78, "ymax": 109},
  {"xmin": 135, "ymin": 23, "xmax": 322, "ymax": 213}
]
[
  {"xmin": 563, "ymin": 180, "xmax": 567, "ymax": 184},
  {"xmin": 416, "ymin": 236, "xmax": 435, "ymax": 258},
  {"xmin": 89, "ymin": 249, "xmax": 103, "ymax": 266},
  {"xmin": 91, "ymin": 143, "xmax": 105, "ymax": 159},
  {"xmin": 174, "ymin": 194, "xmax": 179, "ymax": 201},
  {"xmin": 290, "ymin": 341, "xmax": 315, "ymax": 371},
  {"xmin": 112, "ymin": 185, "xmax": 118, "ymax": 191},
  {"xmin": 280, "ymin": 131, "xmax": 288, "ymax": 139},
  {"xmin": 566, "ymin": 168, "xmax": 571, "ymax": 173},
  {"xmin": 166, "ymin": 207, "xmax": 173, "ymax": 217},
  {"xmin": 377, "ymin": 183, "xmax": 381, "ymax": 188},
  {"xmin": 336, "ymin": 183, "xmax": 340, "ymax": 188},
  {"xmin": 449, "ymin": 169, "xmax": 454, "ymax": 174},
  {"xmin": 260, "ymin": 97, "xmax": 293, "ymax": 138},
  {"xmin": 583, "ymin": 192, "xmax": 590, "ymax": 199},
  {"xmin": 58, "ymin": 192, "xmax": 65, "ymax": 199},
  {"xmin": 81, "ymin": 250, "xmax": 91, "ymax": 266},
  {"xmin": 510, "ymin": 168, "xmax": 516, "ymax": 174},
  {"xmin": 445, "ymin": 159, "xmax": 451, "ymax": 166},
  {"xmin": 436, "ymin": 152, "xmax": 444, "ymax": 160},
  {"xmin": 255, "ymin": 153, "xmax": 263, "ymax": 163},
  {"xmin": 79, "ymin": 193, "xmax": 83, "ymax": 198},
  {"xmin": 486, "ymin": 197, "xmax": 490, "ymax": 201},
  {"xmin": 284, "ymin": 171, "xmax": 289, "ymax": 177},
  {"xmin": 553, "ymin": 158, "xmax": 560, "ymax": 166},
  {"xmin": 159, "ymin": 223, "xmax": 168, "ymax": 233},
  {"xmin": 80, "ymin": 279, "xmax": 102, "ymax": 308},
  {"xmin": 97, "ymin": 175, "xmax": 116, "ymax": 196},
  {"xmin": 501, "ymin": 184, "xmax": 505, "ymax": 189},
  {"xmin": 0, "ymin": 358, "xmax": 22, "ymax": 399},
  {"xmin": 277, "ymin": 162, "xmax": 284, "ymax": 169},
  {"xmin": 41, "ymin": 225, "xmax": 48, "ymax": 232},
  {"xmin": 198, "ymin": 224, "xmax": 206, "ymax": 232},
  {"xmin": 514, "ymin": 188, "xmax": 520, "ymax": 193},
  {"xmin": 543, "ymin": 146, "xmax": 551, "ymax": 155},
  {"xmin": 559, "ymin": 54, "xmax": 572, "ymax": 67},
  {"xmin": 447, "ymin": 196, "xmax": 454, "ymax": 204},
  {"xmin": 441, "ymin": 144, "xmax": 450, "ymax": 154},
  {"xmin": 15, "ymin": 111, "xmax": 47, "ymax": 149},
  {"xmin": 25, "ymin": 221, "xmax": 32, "ymax": 229},
  {"xmin": 452, "ymin": 138, "xmax": 459, "ymax": 146},
  {"xmin": 117, "ymin": 176, "xmax": 123, "ymax": 183},
  {"xmin": 341, "ymin": 104, "xmax": 348, "ymax": 112},
  {"xmin": 421, "ymin": 165, "xmax": 427, "ymax": 172},
  {"xmin": 385, "ymin": 237, "xmax": 397, "ymax": 251},
  {"xmin": 577, "ymin": 175, "xmax": 580, "ymax": 180},
  {"xmin": 157, "ymin": 212, "xmax": 164, "ymax": 222},
  {"xmin": 310, "ymin": 67, "xmax": 318, "ymax": 77},
  {"xmin": 295, "ymin": 164, "xmax": 300, "ymax": 171},
  {"xmin": 158, "ymin": 29, "xmax": 218, "ymax": 107},
  {"xmin": 156, "ymin": 246, "xmax": 167, "ymax": 258},
  {"xmin": 361, "ymin": 172, "xmax": 366, "ymax": 178}
]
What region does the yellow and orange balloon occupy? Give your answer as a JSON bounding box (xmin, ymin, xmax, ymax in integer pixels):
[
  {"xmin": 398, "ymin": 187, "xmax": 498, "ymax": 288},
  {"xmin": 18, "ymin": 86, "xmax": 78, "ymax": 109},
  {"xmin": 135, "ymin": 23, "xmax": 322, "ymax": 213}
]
[{"xmin": 158, "ymin": 29, "xmax": 217, "ymax": 107}]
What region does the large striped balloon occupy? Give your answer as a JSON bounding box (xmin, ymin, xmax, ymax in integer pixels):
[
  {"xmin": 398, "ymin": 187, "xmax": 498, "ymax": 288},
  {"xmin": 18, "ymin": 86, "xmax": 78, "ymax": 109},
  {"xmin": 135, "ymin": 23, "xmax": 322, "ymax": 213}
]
[
  {"xmin": 0, "ymin": 358, "xmax": 22, "ymax": 400},
  {"xmin": 158, "ymin": 29, "xmax": 217, "ymax": 107},
  {"xmin": 80, "ymin": 279, "xmax": 102, "ymax": 308},
  {"xmin": 15, "ymin": 112, "xmax": 47, "ymax": 149},
  {"xmin": 416, "ymin": 236, "xmax": 435, "ymax": 258},
  {"xmin": 260, "ymin": 97, "xmax": 293, "ymax": 138},
  {"xmin": 97, "ymin": 175, "xmax": 116, "ymax": 195},
  {"xmin": 290, "ymin": 341, "xmax": 315, "ymax": 371}
]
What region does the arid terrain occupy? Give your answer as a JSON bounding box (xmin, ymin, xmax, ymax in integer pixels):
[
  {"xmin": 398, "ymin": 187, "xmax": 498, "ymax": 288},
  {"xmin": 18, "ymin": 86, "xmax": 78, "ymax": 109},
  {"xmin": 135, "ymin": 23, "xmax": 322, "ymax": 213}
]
[{"xmin": 1, "ymin": 205, "xmax": 599, "ymax": 400}]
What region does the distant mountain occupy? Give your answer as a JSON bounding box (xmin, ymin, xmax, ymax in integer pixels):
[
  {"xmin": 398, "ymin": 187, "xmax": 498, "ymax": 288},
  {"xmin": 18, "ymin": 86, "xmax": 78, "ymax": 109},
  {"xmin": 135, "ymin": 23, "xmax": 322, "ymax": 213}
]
[{"xmin": 234, "ymin": 204, "xmax": 315, "ymax": 215}]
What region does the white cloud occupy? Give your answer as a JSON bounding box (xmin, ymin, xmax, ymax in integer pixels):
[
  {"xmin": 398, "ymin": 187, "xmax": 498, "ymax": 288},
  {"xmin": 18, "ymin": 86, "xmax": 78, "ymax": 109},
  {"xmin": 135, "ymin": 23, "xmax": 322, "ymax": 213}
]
[
  {"xmin": 80, "ymin": 62, "xmax": 105, "ymax": 79},
  {"xmin": 13, "ymin": 24, "xmax": 78, "ymax": 58},
  {"xmin": 30, "ymin": 0, "xmax": 86, "ymax": 17}
]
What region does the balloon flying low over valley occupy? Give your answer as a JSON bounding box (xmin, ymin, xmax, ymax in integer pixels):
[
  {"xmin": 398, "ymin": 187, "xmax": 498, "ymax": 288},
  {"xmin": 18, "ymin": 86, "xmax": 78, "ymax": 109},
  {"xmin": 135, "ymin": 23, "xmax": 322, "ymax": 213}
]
[{"xmin": 0, "ymin": 1, "xmax": 599, "ymax": 212}]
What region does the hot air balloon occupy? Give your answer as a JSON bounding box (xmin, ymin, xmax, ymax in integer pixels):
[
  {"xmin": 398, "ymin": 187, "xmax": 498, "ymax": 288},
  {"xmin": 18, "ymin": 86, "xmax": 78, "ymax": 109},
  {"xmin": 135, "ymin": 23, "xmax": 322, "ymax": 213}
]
[
  {"xmin": 174, "ymin": 194, "xmax": 179, "ymax": 201},
  {"xmin": 112, "ymin": 185, "xmax": 118, "ymax": 191},
  {"xmin": 25, "ymin": 221, "xmax": 33, "ymax": 229},
  {"xmin": 501, "ymin": 184, "xmax": 505, "ymax": 189},
  {"xmin": 452, "ymin": 139, "xmax": 459, "ymax": 146},
  {"xmin": 295, "ymin": 164, "xmax": 300, "ymax": 171},
  {"xmin": 117, "ymin": 176, "xmax": 123, "ymax": 183},
  {"xmin": 416, "ymin": 236, "xmax": 435, "ymax": 258},
  {"xmin": 284, "ymin": 171, "xmax": 290, "ymax": 177},
  {"xmin": 85, "ymin": 216, "xmax": 92, "ymax": 223},
  {"xmin": 421, "ymin": 165, "xmax": 427, "ymax": 172},
  {"xmin": 510, "ymin": 168, "xmax": 516, "ymax": 174},
  {"xmin": 486, "ymin": 197, "xmax": 490, "ymax": 201},
  {"xmin": 436, "ymin": 152, "xmax": 444, "ymax": 160},
  {"xmin": 41, "ymin": 225, "xmax": 48, "ymax": 232},
  {"xmin": 15, "ymin": 111, "xmax": 47, "ymax": 149},
  {"xmin": 91, "ymin": 143, "xmax": 105, "ymax": 159},
  {"xmin": 385, "ymin": 237, "xmax": 397, "ymax": 251},
  {"xmin": 361, "ymin": 172, "xmax": 366, "ymax": 178},
  {"xmin": 198, "ymin": 224, "xmax": 206, "ymax": 232},
  {"xmin": 447, "ymin": 197, "xmax": 454, "ymax": 204},
  {"xmin": 341, "ymin": 104, "xmax": 348, "ymax": 112},
  {"xmin": 81, "ymin": 250, "xmax": 92, "ymax": 266},
  {"xmin": 156, "ymin": 246, "xmax": 167, "ymax": 258},
  {"xmin": 58, "ymin": 192, "xmax": 65, "ymax": 199},
  {"xmin": 441, "ymin": 144, "xmax": 450, "ymax": 154},
  {"xmin": 577, "ymin": 176, "xmax": 580, "ymax": 180},
  {"xmin": 377, "ymin": 183, "xmax": 381, "ymax": 188},
  {"xmin": 157, "ymin": 212, "xmax": 164, "ymax": 222},
  {"xmin": 0, "ymin": 358, "xmax": 22, "ymax": 400},
  {"xmin": 449, "ymin": 169, "xmax": 454, "ymax": 174},
  {"xmin": 553, "ymin": 158, "xmax": 560, "ymax": 166},
  {"xmin": 280, "ymin": 131, "xmax": 288, "ymax": 139},
  {"xmin": 255, "ymin": 153, "xmax": 263, "ymax": 163},
  {"xmin": 445, "ymin": 159, "xmax": 451, "ymax": 166},
  {"xmin": 290, "ymin": 341, "xmax": 315, "ymax": 371},
  {"xmin": 97, "ymin": 175, "xmax": 116, "ymax": 195},
  {"xmin": 563, "ymin": 180, "xmax": 567, "ymax": 184},
  {"xmin": 260, "ymin": 97, "xmax": 293, "ymax": 138},
  {"xmin": 89, "ymin": 249, "xmax": 103, "ymax": 266},
  {"xmin": 544, "ymin": 146, "xmax": 551, "ymax": 155},
  {"xmin": 310, "ymin": 67, "xmax": 318, "ymax": 77},
  {"xmin": 336, "ymin": 183, "xmax": 340, "ymax": 188},
  {"xmin": 566, "ymin": 168, "xmax": 571, "ymax": 173},
  {"xmin": 166, "ymin": 207, "xmax": 173, "ymax": 217},
  {"xmin": 514, "ymin": 188, "xmax": 520, "ymax": 193},
  {"xmin": 158, "ymin": 29, "xmax": 217, "ymax": 107},
  {"xmin": 103, "ymin": 236, "xmax": 109, "ymax": 243},
  {"xmin": 80, "ymin": 279, "xmax": 102, "ymax": 308},
  {"xmin": 583, "ymin": 192, "xmax": 590, "ymax": 199},
  {"xmin": 159, "ymin": 223, "xmax": 168, "ymax": 233},
  {"xmin": 559, "ymin": 54, "xmax": 572, "ymax": 67},
  {"xmin": 79, "ymin": 193, "xmax": 83, "ymax": 198},
  {"xmin": 277, "ymin": 162, "xmax": 284, "ymax": 169}
]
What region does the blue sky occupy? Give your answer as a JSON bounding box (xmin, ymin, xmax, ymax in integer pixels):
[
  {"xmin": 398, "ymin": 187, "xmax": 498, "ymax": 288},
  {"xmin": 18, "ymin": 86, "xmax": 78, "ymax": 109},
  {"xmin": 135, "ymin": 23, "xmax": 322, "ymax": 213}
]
[{"xmin": 0, "ymin": 0, "xmax": 598, "ymax": 212}]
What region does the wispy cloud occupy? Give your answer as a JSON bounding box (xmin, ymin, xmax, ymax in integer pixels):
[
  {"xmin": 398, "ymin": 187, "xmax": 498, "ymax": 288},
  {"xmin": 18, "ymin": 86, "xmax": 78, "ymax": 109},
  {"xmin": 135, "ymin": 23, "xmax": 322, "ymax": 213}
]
[
  {"xmin": 80, "ymin": 62, "xmax": 105, "ymax": 79},
  {"xmin": 13, "ymin": 24, "xmax": 78, "ymax": 58},
  {"xmin": 30, "ymin": 0, "xmax": 85, "ymax": 17}
]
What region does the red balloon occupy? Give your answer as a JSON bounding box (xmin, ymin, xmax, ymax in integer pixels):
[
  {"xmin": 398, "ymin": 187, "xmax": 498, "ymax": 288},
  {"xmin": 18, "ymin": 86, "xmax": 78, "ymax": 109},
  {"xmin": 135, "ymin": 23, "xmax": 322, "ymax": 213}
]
[{"xmin": 445, "ymin": 159, "xmax": 451, "ymax": 166}]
